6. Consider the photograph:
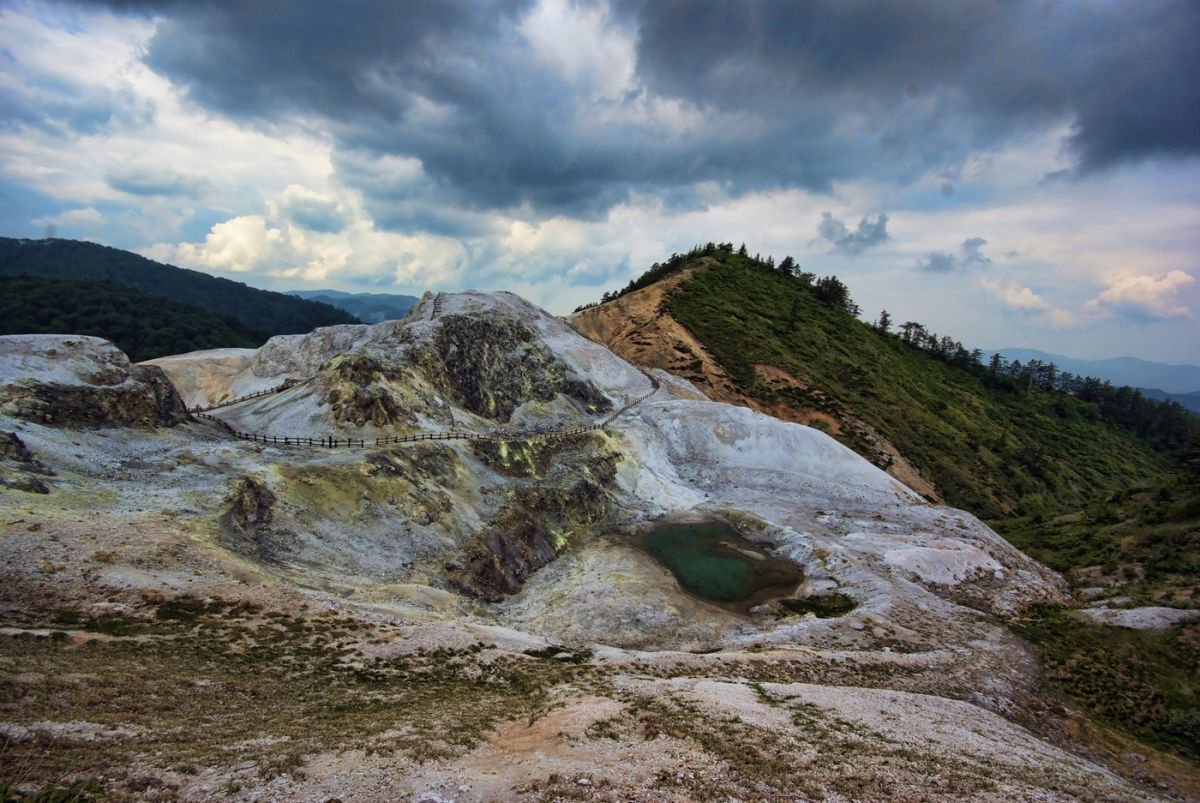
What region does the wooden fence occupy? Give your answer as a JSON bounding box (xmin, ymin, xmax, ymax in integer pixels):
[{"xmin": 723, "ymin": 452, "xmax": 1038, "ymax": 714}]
[
  {"xmin": 188, "ymin": 364, "xmax": 659, "ymax": 450},
  {"xmin": 193, "ymin": 411, "xmax": 605, "ymax": 449},
  {"xmin": 191, "ymin": 379, "xmax": 301, "ymax": 413}
]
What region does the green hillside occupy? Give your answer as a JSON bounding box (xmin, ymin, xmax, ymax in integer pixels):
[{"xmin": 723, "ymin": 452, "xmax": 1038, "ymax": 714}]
[
  {"xmin": 0, "ymin": 275, "xmax": 262, "ymax": 361},
  {"xmin": 586, "ymin": 244, "xmax": 1198, "ymax": 596},
  {"xmin": 0, "ymin": 237, "xmax": 359, "ymax": 338}
]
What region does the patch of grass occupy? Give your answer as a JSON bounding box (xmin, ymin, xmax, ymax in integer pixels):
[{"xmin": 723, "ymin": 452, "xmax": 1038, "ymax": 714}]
[
  {"xmin": 0, "ymin": 602, "xmax": 588, "ymax": 794},
  {"xmin": 0, "ymin": 778, "xmax": 103, "ymax": 802},
  {"xmin": 49, "ymin": 610, "xmax": 81, "ymax": 627},
  {"xmin": 994, "ymin": 483, "xmax": 1200, "ymax": 605},
  {"xmin": 1011, "ymin": 604, "xmax": 1200, "ymax": 760},
  {"xmin": 522, "ymin": 645, "xmax": 594, "ymax": 664}
]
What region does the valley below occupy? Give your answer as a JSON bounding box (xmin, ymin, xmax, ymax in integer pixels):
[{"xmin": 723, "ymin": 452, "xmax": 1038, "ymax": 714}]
[{"xmin": 1, "ymin": 290, "xmax": 1196, "ymax": 801}]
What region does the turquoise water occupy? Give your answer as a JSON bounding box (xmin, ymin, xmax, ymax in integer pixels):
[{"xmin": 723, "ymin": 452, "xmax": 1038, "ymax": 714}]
[{"xmin": 634, "ymin": 520, "xmax": 803, "ymax": 607}]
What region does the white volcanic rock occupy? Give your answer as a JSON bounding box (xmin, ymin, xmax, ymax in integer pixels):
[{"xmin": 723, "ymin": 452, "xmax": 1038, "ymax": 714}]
[
  {"xmin": 149, "ymin": 291, "xmax": 634, "ymax": 434},
  {"xmin": 141, "ymin": 347, "xmax": 261, "ymax": 408},
  {"xmin": 132, "ymin": 292, "xmax": 1071, "ymax": 631},
  {"xmin": 0, "ymin": 334, "xmax": 187, "ymax": 427},
  {"xmin": 1, "ymin": 334, "xmax": 136, "ymax": 388}
]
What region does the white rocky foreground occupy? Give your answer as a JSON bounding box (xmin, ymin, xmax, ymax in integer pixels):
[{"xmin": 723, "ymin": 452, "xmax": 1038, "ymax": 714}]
[{"xmin": 0, "ymin": 294, "xmax": 1170, "ymax": 801}]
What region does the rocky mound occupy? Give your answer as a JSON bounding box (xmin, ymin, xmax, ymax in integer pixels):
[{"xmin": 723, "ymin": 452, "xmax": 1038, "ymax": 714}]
[
  {"xmin": 0, "ymin": 334, "xmax": 188, "ymax": 428},
  {"xmin": 150, "ymin": 291, "xmax": 626, "ymax": 435}
]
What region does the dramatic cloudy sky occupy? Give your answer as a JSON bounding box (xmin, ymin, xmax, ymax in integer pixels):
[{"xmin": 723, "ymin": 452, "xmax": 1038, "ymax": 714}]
[{"xmin": 2, "ymin": 1, "xmax": 1198, "ymax": 362}]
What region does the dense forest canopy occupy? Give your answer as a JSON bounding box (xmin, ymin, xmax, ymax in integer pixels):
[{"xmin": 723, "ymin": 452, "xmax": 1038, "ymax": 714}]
[
  {"xmin": 0, "ymin": 275, "xmax": 262, "ymax": 361},
  {"xmin": 0, "ymin": 237, "xmax": 359, "ymax": 338}
]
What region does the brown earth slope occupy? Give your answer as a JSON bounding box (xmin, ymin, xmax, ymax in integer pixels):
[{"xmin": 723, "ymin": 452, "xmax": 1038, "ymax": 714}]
[{"xmin": 571, "ymin": 275, "xmax": 941, "ymax": 500}]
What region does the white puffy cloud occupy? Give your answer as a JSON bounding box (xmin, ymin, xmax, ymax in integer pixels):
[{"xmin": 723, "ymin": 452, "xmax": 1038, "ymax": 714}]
[
  {"xmin": 161, "ymin": 215, "xmax": 286, "ymax": 273},
  {"xmin": 981, "ymin": 278, "xmax": 1079, "ymax": 328},
  {"xmin": 1087, "ymin": 271, "xmax": 1195, "ymax": 320}
]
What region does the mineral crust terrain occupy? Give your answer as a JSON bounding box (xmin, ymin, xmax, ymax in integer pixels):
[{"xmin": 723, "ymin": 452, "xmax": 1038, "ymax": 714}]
[{"xmin": 0, "ymin": 292, "xmax": 1191, "ymax": 801}]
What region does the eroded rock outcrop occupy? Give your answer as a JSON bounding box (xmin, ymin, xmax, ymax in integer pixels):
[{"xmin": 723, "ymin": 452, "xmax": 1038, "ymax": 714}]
[
  {"xmin": 0, "ymin": 335, "xmax": 189, "ymax": 428},
  {"xmin": 221, "ymin": 476, "xmax": 276, "ymax": 559},
  {"xmin": 0, "ymin": 431, "xmax": 54, "ymax": 493},
  {"xmin": 416, "ymin": 314, "xmax": 610, "ymax": 421},
  {"xmin": 318, "ymin": 354, "xmax": 444, "ymax": 428},
  {"xmin": 456, "ymin": 436, "xmax": 620, "ymax": 600}
]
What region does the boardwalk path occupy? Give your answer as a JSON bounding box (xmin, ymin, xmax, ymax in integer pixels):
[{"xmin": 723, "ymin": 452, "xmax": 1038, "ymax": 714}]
[{"xmin": 190, "ymin": 369, "xmax": 661, "ymax": 450}]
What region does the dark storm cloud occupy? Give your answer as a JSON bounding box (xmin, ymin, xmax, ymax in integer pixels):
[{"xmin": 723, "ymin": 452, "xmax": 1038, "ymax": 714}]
[
  {"xmin": 918, "ymin": 237, "xmax": 991, "ymax": 273},
  {"xmin": 273, "ymin": 193, "xmax": 348, "ymax": 234},
  {"xmin": 75, "ymin": 0, "xmax": 1200, "ymax": 221},
  {"xmin": 622, "ymin": 0, "xmax": 1200, "ymax": 173},
  {"xmin": 817, "ymin": 212, "xmax": 889, "ymax": 255}
]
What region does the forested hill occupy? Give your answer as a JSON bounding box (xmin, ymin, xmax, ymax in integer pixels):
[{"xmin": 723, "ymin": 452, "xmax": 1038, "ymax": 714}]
[
  {"xmin": 0, "ymin": 275, "xmax": 262, "ymax": 361},
  {"xmin": 0, "ymin": 237, "xmax": 359, "ymax": 338},
  {"xmin": 574, "ymin": 244, "xmax": 1199, "ymax": 603}
]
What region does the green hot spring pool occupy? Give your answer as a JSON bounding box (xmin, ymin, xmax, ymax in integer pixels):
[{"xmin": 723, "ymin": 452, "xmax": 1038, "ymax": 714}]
[{"xmin": 633, "ymin": 520, "xmax": 803, "ymax": 609}]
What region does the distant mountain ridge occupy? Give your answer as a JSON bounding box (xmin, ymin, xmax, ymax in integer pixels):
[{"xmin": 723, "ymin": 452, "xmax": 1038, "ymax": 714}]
[
  {"xmin": 986, "ymin": 347, "xmax": 1200, "ymax": 395},
  {"xmin": 0, "ymin": 237, "xmax": 360, "ymax": 339},
  {"xmin": 1139, "ymin": 387, "xmax": 1200, "ymax": 414},
  {"xmin": 286, "ymin": 289, "xmax": 420, "ymax": 324}
]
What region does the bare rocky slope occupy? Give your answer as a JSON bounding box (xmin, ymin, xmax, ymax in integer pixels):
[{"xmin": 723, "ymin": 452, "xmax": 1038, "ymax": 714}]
[{"xmin": 0, "ymin": 294, "xmax": 1189, "ymax": 800}]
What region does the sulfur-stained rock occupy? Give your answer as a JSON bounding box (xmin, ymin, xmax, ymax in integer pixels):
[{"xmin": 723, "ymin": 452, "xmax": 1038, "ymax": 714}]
[
  {"xmin": 455, "ymin": 470, "xmax": 615, "ymax": 601},
  {"xmin": 320, "ymin": 354, "xmax": 422, "ymax": 427}
]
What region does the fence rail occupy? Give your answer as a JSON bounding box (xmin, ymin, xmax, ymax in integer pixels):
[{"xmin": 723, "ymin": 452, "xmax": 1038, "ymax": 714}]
[
  {"xmin": 188, "ymin": 366, "xmax": 660, "ymax": 451},
  {"xmin": 191, "ymin": 379, "xmax": 302, "ymax": 413},
  {"xmin": 192, "ymin": 412, "xmax": 605, "ymax": 449}
]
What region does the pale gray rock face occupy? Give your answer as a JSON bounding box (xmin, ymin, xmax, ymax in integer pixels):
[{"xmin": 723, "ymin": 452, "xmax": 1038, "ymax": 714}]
[{"xmin": 127, "ymin": 291, "xmax": 1069, "ymax": 649}]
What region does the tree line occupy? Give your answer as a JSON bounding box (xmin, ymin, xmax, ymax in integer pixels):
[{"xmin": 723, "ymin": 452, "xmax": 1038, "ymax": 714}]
[
  {"xmin": 877, "ymin": 310, "xmax": 1196, "ymax": 453},
  {"xmin": 0, "ymin": 237, "xmax": 358, "ymax": 339},
  {"xmin": 574, "ymin": 241, "xmax": 859, "ymax": 316}
]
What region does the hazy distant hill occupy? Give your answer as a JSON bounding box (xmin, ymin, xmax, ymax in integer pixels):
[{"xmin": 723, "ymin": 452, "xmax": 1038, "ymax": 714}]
[
  {"xmin": 986, "ymin": 347, "xmax": 1200, "ymax": 395},
  {"xmin": 0, "ymin": 237, "xmax": 359, "ymax": 339},
  {"xmin": 286, "ymin": 289, "xmax": 420, "ymax": 324},
  {"xmin": 0, "ymin": 275, "xmax": 261, "ymax": 361},
  {"xmin": 1139, "ymin": 387, "xmax": 1200, "ymax": 414}
]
